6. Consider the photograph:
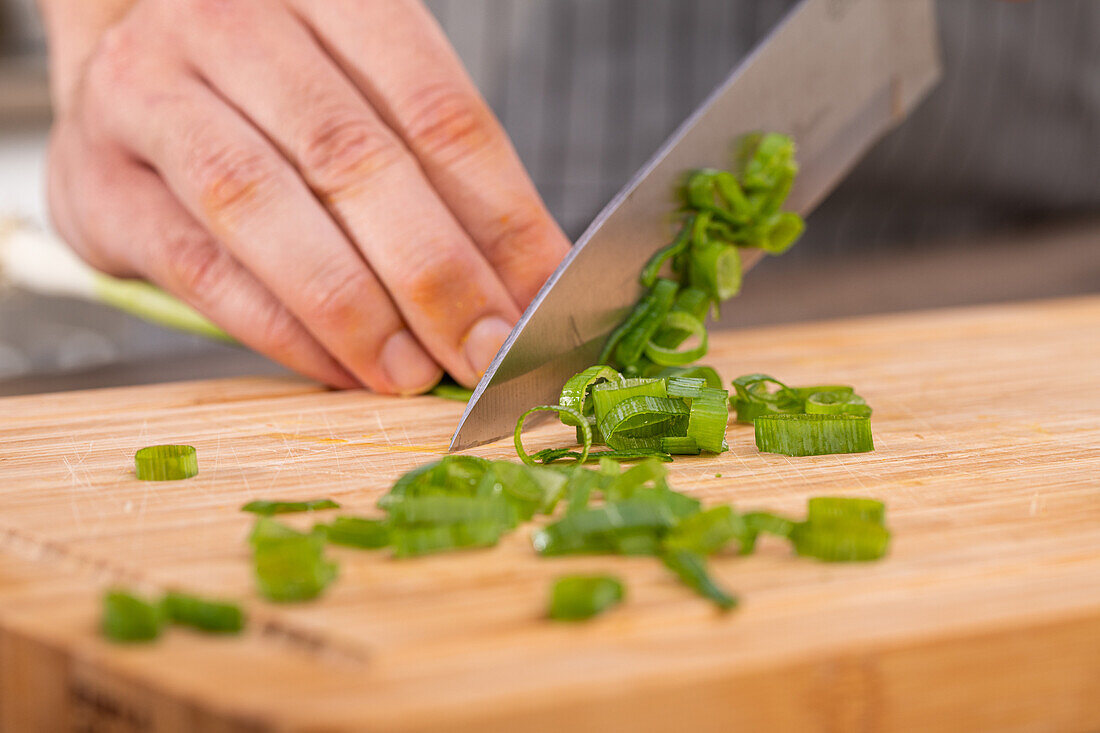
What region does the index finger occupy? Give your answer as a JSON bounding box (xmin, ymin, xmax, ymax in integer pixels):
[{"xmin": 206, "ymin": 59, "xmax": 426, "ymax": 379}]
[{"xmin": 291, "ymin": 0, "xmax": 571, "ymax": 308}]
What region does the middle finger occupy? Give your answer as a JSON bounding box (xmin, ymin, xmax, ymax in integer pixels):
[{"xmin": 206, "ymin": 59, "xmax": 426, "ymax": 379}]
[{"xmin": 158, "ymin": 0, "xmax": 523, "ymax": 385}]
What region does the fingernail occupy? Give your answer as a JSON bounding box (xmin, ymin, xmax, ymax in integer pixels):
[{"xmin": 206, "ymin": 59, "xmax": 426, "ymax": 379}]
[
  {"xmin": 463, "ymin": 316, "xmax": 513, "ymax": 379},
  {"xmin": 380, "ymin": 330, "xmax": 442, "ymax": 395}
]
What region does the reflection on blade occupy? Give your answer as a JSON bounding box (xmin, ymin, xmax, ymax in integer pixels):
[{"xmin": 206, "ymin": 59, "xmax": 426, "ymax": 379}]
[{"xmin": 451, "ymin": 0, "xmax": 940, "ymax": 450}]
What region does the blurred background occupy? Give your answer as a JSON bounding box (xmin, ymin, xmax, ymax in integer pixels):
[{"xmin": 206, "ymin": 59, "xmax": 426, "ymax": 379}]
[{"xmin": 1, "ymin": 0, "xmax": 1097, "ymax": 396}]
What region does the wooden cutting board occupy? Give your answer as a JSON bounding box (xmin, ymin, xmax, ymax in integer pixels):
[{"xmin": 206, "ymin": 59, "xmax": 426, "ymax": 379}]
[{"xmin": 2, "ymin": 296, "xmax": 1099, "ymax": 733}]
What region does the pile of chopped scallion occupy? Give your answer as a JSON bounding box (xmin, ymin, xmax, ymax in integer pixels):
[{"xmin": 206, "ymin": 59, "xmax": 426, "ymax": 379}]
[{"xmin": 103, "ymin": 131, "xmax": 890, "ymax": 639}]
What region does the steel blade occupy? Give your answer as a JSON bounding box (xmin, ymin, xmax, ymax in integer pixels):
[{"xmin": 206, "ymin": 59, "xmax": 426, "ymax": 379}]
[{"xmin": 451, "ymin": 0, "xmax": 940, "ymax": 450}]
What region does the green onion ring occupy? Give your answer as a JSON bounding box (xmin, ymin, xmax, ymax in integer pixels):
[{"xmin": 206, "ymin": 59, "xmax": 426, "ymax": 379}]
[
  {"xmin": 598, "ymin": 396, "xmax": 689, "ymax": 451},
  {"xmin": 514, "ymin": 404, "xmax": 591, "ymax": 467},
  {"xmin": 644, "ymin": 311, "xmax": 709, "ymax": 366},
  {"xmin": 558, "ymin": 365, "xmax": 622, "ymax": 426},
  {"xmin": 135, "ymin": 444, "xmax": 198, "ymax": 481}
]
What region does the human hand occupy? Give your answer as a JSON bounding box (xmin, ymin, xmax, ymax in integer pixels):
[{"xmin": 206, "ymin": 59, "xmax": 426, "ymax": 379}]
[{"xmin": 42, "ymin": 0, "xmax": 570, "ymax": 392}]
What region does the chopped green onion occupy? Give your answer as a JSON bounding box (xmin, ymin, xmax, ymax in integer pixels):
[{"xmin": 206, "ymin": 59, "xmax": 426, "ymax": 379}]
[
  {"xmin": 646, "ymin": 364, "xmax": 723, "ymax": 389},
  {"xmin": 640, "ymin": 224, "xmax": 691, "ymax": 288},
  {"xmin": 514, "ymin": 404, "xmax": 591, "ymax": 467},
  {"xmin": 742, "ymin": 511, "xmax": 797, "ymax": 539},
  {"xmin": 791, "ymin": 520, "xmax": 890, "ymax": 562},
  {"xmin": 548, "ymin": 575, "xmax": 625, "ymax": 621},
  {"xmin": 134, "ymin": 444, "xmax": 198, "ymax": 481},
  {"xmin": 739, "ymin": 511, "xmax": 797, "ymax": 553},
  {"xmin": 162, "ymin": 591, "xmax": 245, "ymax": 634},
  {"xmin": 613, "ymin": 278, "xmax": 679, "ymax": 368},
  {"xmin": 807, "ymin": 497, "xmax": 885, "ymax": 525},
  {"xmin": 660, "ymin": 550, "xmax": 737, "ymax": 610},
  {"xmin": 599, "ymin": 396, "xmax": 689, "ymax": 451},
  {"xmin": 318, "ymin": 516, "xmax": 391, "ymax": 549},
  {"xmin": 531, "ymin": 448, "xmax": 673, "ymax": 464},
  {"xmin": 733, "ymin": 375, "xmax": 872, "ymax": 423},
  {"xmin": 592, "ymin": 376, "xmax": 668, "ymax": 419},
  {"xmin": 391, "ymin": 521, "xmax": 504, "ymax": 558},
  {"xmin": 102, "ymin": 590, "xmax": 164, "ymax": 642},
  {"xmin": 689, "ymin": 242, "xmax": 741, "ymax": 302},
  {"xmin": 490, "ymin": 460, "xmax": 567, "ymax": 513},
  {"xmin": 387, "ymin": 495, "xmax": 517, "ymax": 527},
  {"xmin": 644, "ymin": 311, "xmax": 709, "ymax": 366},
  {"xmin": 805, "ymin": 390, "xmax": 872, "ymax": 417},
  {"xmin": 755, "ymin": 414, "xmax": 874, "ymax": 456},
  {"xmin": 792, "ymin": 385, "xmax": 853, "ymax": 400},
  {"xmin": 663, "ymin": 505, "xmax": 750, "ymax": 555},
  {"xmin": 429, "ymin": 381, "xmax": 474, "ymax": 402},
  {"xmin": 533, "ymin": 498, "xmax": 680, "ymax": 556},
  {"xmin": 731, "ymin": 373, "xmax": 802, "ymax": 423},
  {"xmin": 558, "ymin": 365, "xmax": 621, "ymax": 427},
  {"xmin": 249, "ymin": 518, "xmax": 337, "ymax": 602},
  {"xmin": 659, "ymin": 436, "xmax": 701, "ymax": 455},
  {"xmin": 686, "ymin": 387, "xmax": 730, "ymax": 453},
  {"xmin": 550, "ymin": 372, "xmax": 729, "ymax": 456},
  {"xmin": 241, "ymin": 498, "xmax": 340, "ymax": 515}
]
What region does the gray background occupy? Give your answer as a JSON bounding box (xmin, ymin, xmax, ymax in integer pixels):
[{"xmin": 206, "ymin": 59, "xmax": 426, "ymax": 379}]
[{"xmin": 1, "ymin": 0, "xmax": 1097, "ymax": 394}]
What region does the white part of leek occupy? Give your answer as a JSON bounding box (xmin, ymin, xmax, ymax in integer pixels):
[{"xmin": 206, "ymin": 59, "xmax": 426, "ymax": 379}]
[{"xmin": 0, "ymin": 216, "xmax": 230, "ymax": 342}]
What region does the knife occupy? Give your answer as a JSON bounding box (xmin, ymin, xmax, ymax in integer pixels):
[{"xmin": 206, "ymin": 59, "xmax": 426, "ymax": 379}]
[{"xmin": 451, "ymin": 0, "xmax": 941, "ymax": 451}]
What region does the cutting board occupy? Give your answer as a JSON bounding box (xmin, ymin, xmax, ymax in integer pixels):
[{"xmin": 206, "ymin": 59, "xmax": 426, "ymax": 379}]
[{"xmin": 2, "ymin": 296, "xmax": 1099, "ymax": 733}]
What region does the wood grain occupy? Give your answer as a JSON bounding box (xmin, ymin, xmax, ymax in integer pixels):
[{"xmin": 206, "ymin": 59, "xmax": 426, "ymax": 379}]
[{"xmin": 2, "ymin": 296, "xmax": 1099, "ymax": 732}]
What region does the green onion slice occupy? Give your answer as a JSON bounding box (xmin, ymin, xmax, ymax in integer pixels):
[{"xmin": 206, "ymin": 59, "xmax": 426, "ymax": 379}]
[
  {"xmin": 755, "ymin": 414, "xmax": 874, "ymax": 456},
  {"xmin": 531, "ymin": 448, "xmax": 672, "ymax": 464},
  {"xmin": 742, "ymin": 511, "xmax": 797, "ymax": 539},
  {"xmin": 791, "ymin": 519, "xmax": 890, "ymax": 562},
  {"xmin": 558, "ymin": 365, "xmax": 622, "ymax": 427},
  {"xmin": 686, "ymin": 388, "xmax": 730, "ymax": 453},
  {"xmin": 807, "ymin": 497, "xmax": 885, "ymax": 525},
  {"xmin": 391, "ymin": 521, "xmax": 505, "ymax": 558},
  {"xmin": 241, "ymin": 498, "xmax": 340, "ymax": 515},
  {"xmin": 805, "ymin": 390, "xmax": 872, "ymax": 417},
  {"xmin": 548, "ymin": 575, "xmax": 625, "ymax": 621},
  {"xmin": 689, "ymin": 242, "xmax": 742, "ymax": 302},
  {"xmin": 644, "ymin": 311, "xmax": 709, "ymax": 366},
  {"xmin": 318, "ymin": 516, "xmax": 391, "ymax": 549},
  {"xmin": 663, "ymin": 505, "xmax": 749, "ymax": 555},
  {"xmin": 430, "ymin": 381, "xmax": 474, "ymax": 402},
  {"xmin": 599, "ymin": 396, "xmax": 689, "ymax": 451},
  {"xmin": 645, "ymin": 364, "xmax": 722, "ymax": 389},
  {"xmin": 102, "ymin": 590, "xmax": 165, "ymax": 642},
  {"xmin": 732, "ymin": 374, "xmax": 800, "ymax": 407},
  {"xmin": 134, "ymin": 444, "xmax": 198, "ymax": 481},
  {"xmin": 162, "ymin": 591, "xmax": 245, "ymax": 634},
  {"xmin": 613, "ymin": 278, "xmax": 679, "ymax": 368},
  {"xmin": 514, "ymin": 404, "xmax": 591, "ymax": 467},
  {"xmin": 640, "ymin": 224, "xmax": 692, "ymax": 288},
  {"xmin": 659, "ymin": 436, "xmax": 701, "ymax": 455},
  {"xmin": 249, "ymin": 518, "xmax": 338, "ymax": 603},
  {"xmin": 661, "ymin": 550, "xmax": 737, "ymax": 610},
  {"xmin": 387, "ymin": 495, "xmax": 517, "ymax": 527}
]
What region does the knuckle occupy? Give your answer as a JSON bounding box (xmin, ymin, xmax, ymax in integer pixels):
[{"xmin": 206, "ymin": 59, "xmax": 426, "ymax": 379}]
[
  {"xmin": 298, "ymin": 112, "xmax": 404, "ymax": 198},
  {"xmin": 254, "ymin": 302, "xmax": 304, "ymax": 357},
  {"xmin": 85, "ymin": 25, "xmax": 142, "ymax": 94},
  {"xmin": 182, "ymin": 138, "xmax": 275, "ymax": 219},
  {"xmin": 397, "ymin": 244, "xmax": 472, "ymax": 315},
  {"xmin": 484, "ymin": 211, "xmax": 553, "ymax": 263},
  {"xmin": 298, "ymin": 266, "xmax": 377, "ymax": 333},
  {"xmin": 161, "ymin": 229, "xmax": 228, "ymax": 297},
  {"xmin": 399, "ymin": 82, "xmax": 494, "ymax": 165}
]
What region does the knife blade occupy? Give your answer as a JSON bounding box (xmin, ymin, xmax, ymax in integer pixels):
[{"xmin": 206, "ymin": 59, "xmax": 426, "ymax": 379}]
[{"xmin": 451, "ymin": 0, "xmax": 941, "ymax": 451}]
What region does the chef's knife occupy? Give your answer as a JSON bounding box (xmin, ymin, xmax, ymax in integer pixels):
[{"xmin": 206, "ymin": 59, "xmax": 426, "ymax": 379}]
[{"xmin": 451, "ymin": 0, "xmax": 941, "ymax": 450}]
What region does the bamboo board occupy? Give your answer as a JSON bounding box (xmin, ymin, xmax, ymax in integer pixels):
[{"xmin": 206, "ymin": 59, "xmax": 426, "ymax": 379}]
[{"xmin": 1, "ymin": 296, "xmax": 1099, "ymax": 732}]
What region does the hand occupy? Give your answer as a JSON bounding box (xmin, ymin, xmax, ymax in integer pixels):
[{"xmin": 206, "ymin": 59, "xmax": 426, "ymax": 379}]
[{"xmin": 41, "ymin": 0, "xmax": 570, "ymax": 393}]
